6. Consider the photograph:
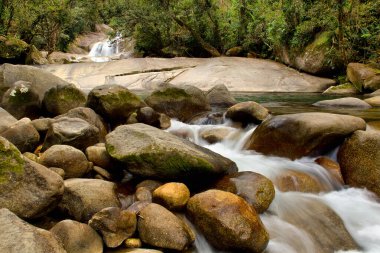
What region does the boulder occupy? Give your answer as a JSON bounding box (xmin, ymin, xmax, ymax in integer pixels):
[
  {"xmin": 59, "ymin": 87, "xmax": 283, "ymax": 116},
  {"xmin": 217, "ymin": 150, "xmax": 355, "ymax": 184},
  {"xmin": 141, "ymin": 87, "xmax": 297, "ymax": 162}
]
[
  {"xmin": 315, "ymin": 157, "xmax": 344, "ymax": 184},
  {"xmin": 323, "ymin": 83, "xmax": 360, "ymax": 94},
  {"xmin": 364, "ymin": 96, "xmax": 380, "ymax": 107},
  {"xmin": 135, "ymin": 187, "xmax": 152, "ymax": 202},
  {"xmin": 347, "ymin": 63, "xmax": 378, "ymax": 91},
  {"xmin": 0, "ymin": 137, "xmax": 63, "ymax": 218},
  {"xmin": 0, "ymin": 208, "xmax": 66, "ymax": 253},
  {"xmin": 0, "ymin": 107, "xmax": 17, "ymax": 133},
  {"xmin": 145, "ymin": 85, "xmax": 210, "ymax": 122},
  {"xmin": 86, "ymin": 85, "xmax": 146, "ymax": 125},
  {"xmin": 86, "ymin": 143, "xmax": 113, "ymax": 169},
  {"xmin": 214, "ymin": 171, "xmax": 275, "ymax": 213},
  {"xmin": 25, "ymin": 45, "xmax": 49, "ymax": 65},
  {"xmin": 206, "ymin": 84, "xmax": 236, "ymax": 108},
  {"xmin": 313, "ymin": 97, "xmax": 371, "ymax": 109},
  {"xmin": 153, "ymin": 182, "xmax": 190, "ymax": 210},
  {"xmin": 364, "ymin": 75, "xmax": 380, "ymax": 91},
  {"xmin": 226, "ymin": 46, "xmax": 244, "ymax": 56},
  {"xmin": 106, "ymin": 123, "xmax": 238, "ymax": 183},
  {"xmin": 42, "ymin": 117, "xmax": 100, "ymax": 151},
  {"xmin": 0, "ymin": 36, "xmax": 29, "ymax": 63},
  {"xmin": 338, "ymin": 130, "xmax": 380, "ymax": 196},
  {"xmin": 225, "ymin": 101, "xmax": 269, "ymax": 126},
  {"xmin": 42, "ymin": 84, "xmax": 87, "ymax": 116},
  {"xmin": 59, "ymin": 179, "xmax": 120, "ymax": 222},
  {"xmin": 136, "ymin": 107, "xmax": 170, "ymax": 129},
  {"xmin": 50, "ymin": 220, "xmax": 103, "ymax": 253},
  {"xmin": 200, "ymin": 127, "xmax": 233, "ymax": 144},
  {"xmin": 187, "ymin": 189, "xmax": 269, "ymax": 253},
  {"xmin": 40, "ymin": 145, "xmax": 92, "ymax": 179},
  {"xmin": 276, "ymin": 170, "xmax": 324, "ymax": 193},
  {"xmin": 245, "ymin": 112, "xmax": 367, "ymax": 160},
  {"xmin": 138, "ymin": 203, "xmax": 195, "ymax": 251},
  {"xmin": 0, "ymin": 120, "xmax": 40, "ymax": 153},
  {"xmin": 89, "ymin": 207, "xmax": 137, "ymax": 248},
  {"xmin": 1, "ymin": 80, "xmax": 41, "ymax": 119}
]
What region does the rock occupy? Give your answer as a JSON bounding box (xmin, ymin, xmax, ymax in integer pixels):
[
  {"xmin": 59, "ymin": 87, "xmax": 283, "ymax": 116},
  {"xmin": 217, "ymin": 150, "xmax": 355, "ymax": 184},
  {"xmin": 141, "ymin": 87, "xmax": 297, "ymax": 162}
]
[
  {"xmin": 225, "ymin": 101, "xmax": 269, "ymax": 126},
  {"xmin": 86, "ymin": 144, "xmax": 113, "ymax": 169},
  {"xmin": 0, "ymin": 107, "xmax": 17, "ymax": 133},
  {"xmin": 40, "ymin": 145, "xmax": 92, "ymax": 179},
  {"xmin": 323, "ymin": 83, "xmax": 360, "ymax": 94},
  {"xmin": 42, "ymin": 117, "xmax": 100, "ymax": 151},
  {"xmin": 226, "ymin": 46, "xmax": 244, "ymax": 56},
  {"xmin": 106, "ymin": 123, "xmax": 238, "ymax": 183},
  {"xmin": 200, "ymin": 127, "xmax": 233, "ymax": 144},
  {"xmin": 50, "ymin": 220, "xmax": 103, "ymax": 253},
  {"xmin": 364, "ymin": 96, "xmax": 380, "ymax": 107},
  {"xmin": 313, "ymin": 97, "xmax": 371, "ymax": 109},
  {"xmin": 158, "ymin": 113, "xmax": 171, "ymax": 129},
  {"xmin": 0, "ymin": 137, "xmax": 63, "ymax": 218},
  {"xmin": 245, "ymin": 112, "xmax": 367, "ymax": 160},
  {"xmin": 138, "ymin": 203, "xmax": 195, "ymax": 251},
  {"xmin": 214, "ymin": 171, "xmax": 275, "ymax": 213},
  {"xmin": 315, "ymin": 157, "xmax": 344, "ymax": 184},
  {"xmin": 0, "ymin": 120, "xmax": 40, "ymax": 153},
  {"xmin": 86, "ymin": 85, "xmax": 146, "ymax": 125},
  {"xmin": 135, "ymin": 187, "xmax": 152, "ymax": 202},
  {"xmin": 47, "ymin": 52, "xmax": 89, "ymax": 64},
  {"xmin": 153, "ymin": 182, "xmax": 190, "ymax": 210},
  {"xmin": 145, "ymin": 85, "xmax": 210, "ymax": 122},
  {"xmin": 42, "ymin": 84, "xmax": 87, "ymax": 116},
  {"xmin": 126, "ymin": 201, "xmax": 151, "ymax": 215},
  {"xmin": 67, "ymin": 24, "xmax": 112, "ymax": 53},
  {"xmin": 338, "ymin": 130, "xmax": 380, "ymax": 196},
  {"xmin": 347, "ymin": 63, "xmax": 378, "ymax": 91},
  {"xmin": 368, "ymin": 89, "xmax": 380, "ymax": 97},
  {"xmin": 136, "ymin": 180, "xmax": 162, "ymax": 192},
  {"xmin": 50, "ymin": 167, "xmax": 66, "ymax": 178},
  {"xmin": 89, "ymin": 207, "xmax": 137, "ymax": 248},
  {"xmin": 206, "ymin": 84, "xmax": 236, "ymax": 108},
  {"xmin": 276, "ymin": 170, "xmax": 324, "ymax": 193},
  {"xmin": 187, "ymin": 189, "xmax": 269, "ymax": 253},
  {"xmin": 59, "ymin": 179, "xmax": 120, "ymax": 222},
  {"xmin": 0, "ymin": 208, "xmax": 66, "ymax": 253},
  {"xmin": 31, "ymin": 117, "xmax": 52, "ymax": 134},
  {"xmin": 124, "ymin": 238, "xmax": 142, "ymax": 248},
  {"xmin": 367, "ymin": 121, "xmax": 380, "ymax": 132},
  {"xmin": 0, "ymin": 36, "xmax": 29, "ymax": 63},
  {"xmin": 25, "ymin": 45, "xmax": 49, "ymax": 65},
  {"xmin": 93, "ymin": 166, "xmax": 112, "ymax": 180},
  {"xmin": 107, "ymin": 249, "xmax": 163, "ymax": 253},
  {"xmin": 1, "ymin": 80, "xmax": 41, "ymax": 119},
  {"xmin": 364, "ymin": 75, "xmax": 380, "ymax": 91},
  {"xmin": 136, "ymin": 107, "xmax": 170, "ymax": 129}
]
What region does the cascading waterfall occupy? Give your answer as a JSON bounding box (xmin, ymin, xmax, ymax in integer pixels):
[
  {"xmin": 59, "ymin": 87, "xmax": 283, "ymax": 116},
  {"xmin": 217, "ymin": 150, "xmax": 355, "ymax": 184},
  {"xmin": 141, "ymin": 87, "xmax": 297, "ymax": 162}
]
[
  {"xmin": 167, "ymin": 119, "xmax": 380, "ymax": 253},
  {"xmin": 88, "ymin": 32, "xmax": 122, "ymax": 62}
]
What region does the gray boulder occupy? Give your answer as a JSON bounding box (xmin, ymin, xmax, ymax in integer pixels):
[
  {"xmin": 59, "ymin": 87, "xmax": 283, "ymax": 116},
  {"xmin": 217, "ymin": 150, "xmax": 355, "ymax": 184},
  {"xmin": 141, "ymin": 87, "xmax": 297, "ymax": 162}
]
[
  {"xmin": 206, "ymin": 84, "xmax": 236, "ymax": 108},
  {"xmin": 225, "ymin": 101, "xmax": 269, "ymax": 126}
]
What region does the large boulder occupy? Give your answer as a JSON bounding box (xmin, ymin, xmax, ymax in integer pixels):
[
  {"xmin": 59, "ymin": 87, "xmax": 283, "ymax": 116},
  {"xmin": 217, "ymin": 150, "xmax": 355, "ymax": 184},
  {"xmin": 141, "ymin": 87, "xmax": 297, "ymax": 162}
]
[
  {"xmin": 244, "ymin": 113, "xmax": 366, "ymax": 160},
  {"xmin": 338, "ymin": 130, "xmax": 380, "ymax": 196},
  {"xmin": 106, "ymin": 123, "xmax": 238, "ymax": 183},
  {"xmin": 187, "ymin": 190, "xmax": 269, "ymax": 253},
  {"xmin": 313, "ymin": 97, "xmax": 371, "ymax": 109},
  {"xmin": 347, "ymin": 63, "xmax": 379, "ymax": 91},
  {"xmin": 206, "ymin": 84, "xmax": 236, "ymax": 108},
  {"xmin": 86, "ymin": 85, "xmax": 146, "ymax": 125},
  {"xmin": 145, "ymin": 85, "xmax": 211, "ymax": 122},
  {"xmin": 137, "ymin": 203, "xmax": 195, "ymax": 251},
  {"xmin": 214, "ymin": 171, "xmax": 275, "ymax": 213},
  {"xmin": 225, "ymin": 101, "xmax": 269, "ymax": 126},
  {"xmin": 0, "ymin": 137, "xmax": 64, "ymax": 219},
  {"xmin": 59, "ymin": 179, "xmax": 120, "ymax": 222},
  {"xmin": 0, "ymin": 208, "xmax": 66, "ymax": 253},
  {"xmin": 50, "ymin": 220, "xmax": 103, "ymax": 253}
]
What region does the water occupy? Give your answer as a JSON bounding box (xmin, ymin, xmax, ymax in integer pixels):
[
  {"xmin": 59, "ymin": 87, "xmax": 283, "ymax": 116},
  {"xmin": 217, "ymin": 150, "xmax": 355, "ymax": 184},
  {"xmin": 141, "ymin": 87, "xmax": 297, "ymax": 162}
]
[
  {"xmin": 88, "ymin": 33, "xmax": 122, "ymax": 62},
  {"xmin": 166, "ymin": 119, "xmax": 380, "ymax": 253}
]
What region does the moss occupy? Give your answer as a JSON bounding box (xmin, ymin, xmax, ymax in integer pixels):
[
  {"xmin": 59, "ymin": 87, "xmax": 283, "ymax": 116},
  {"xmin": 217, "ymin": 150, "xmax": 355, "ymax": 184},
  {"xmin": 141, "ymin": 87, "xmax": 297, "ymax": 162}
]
[
  {"xmin": 0, "ymin": 140, "xmax": 25, "ymax": 184},
  {"xmin": 0, "ymin": 37, "xmax": 29, "ymax": 59},
  {"xmin": 152, "ymin": 87, "xmax": 191, "ymax": 100},
  {"xmin": 330, "ymin": 83, "xmax": 356, "ymax": 90}
]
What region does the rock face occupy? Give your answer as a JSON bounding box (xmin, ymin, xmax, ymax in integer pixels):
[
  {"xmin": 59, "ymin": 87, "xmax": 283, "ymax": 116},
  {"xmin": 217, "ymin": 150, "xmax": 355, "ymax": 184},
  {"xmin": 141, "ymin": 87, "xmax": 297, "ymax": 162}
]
[
  {"xmin": 347, "ymin": 63, "xmax": 379, "ymax": 91},
  {"xmin": 187, "ymin": 190, "xmax": 269, "ymax": 253},
  {"xmin": 338, "ymin": 130, "xmax": 380, "ymax": 196},
  {"xmin": 0, "ymin": 120, "xmax": 40, "ymax": 153},
  {"xmin": 245, "ymin": 113, "xmax": 366, "ymax": 160},
  {"xmin": 313, "ymin": 97, "xmax": 371, "ymax": 109},
  {"xmin": 59, "ymin": 179, "xmax": 120, "ymax": 222},
  {"xmin": 153, "ymin": 182, "xmax": 190, "ymax": 210},
  {"xmin": 40, "ymin": 145, "xmax": 92, "ymax": 179},
  {"xmin": 42, "ymin": 84, "xmax": 87, "ymax": 116},
  {"xmin": 86, "ymin": 85, "xmax": 146, "ymax": 125},
  {"xmin": 214, "ymin": 172, "xmax": 275, "ymax": 213},
  {"xmin": 206, "ymin": 84, "xmax": 236, "ymax": 108},
  {"xmin": 0, "ymin": 137, "xmax": 64, "ymax": 219},
  {"xmin": 145, "ymin": 85, "xmax": 210, "ymax": 122},
  {"xmin": 0, "ymin": 208, "xmax": 67, "ymax": 253},
  {"xmin": 50, "ymin": 220, "xmax": 103, "ymax": 253},
  {"xmin": 89, "ymin": 207, "xmax": 137, "ymax": 248},
  {"xmin": 225, "ymin": 101, "xmax": 269, "ymax": 126},
  {"xmin": 138, "ymin": 203, "xmax": 195, "ymax": 251},
  {"xmin": 106, "ymin": 124, "xmax": 238, "ymax": 183}
]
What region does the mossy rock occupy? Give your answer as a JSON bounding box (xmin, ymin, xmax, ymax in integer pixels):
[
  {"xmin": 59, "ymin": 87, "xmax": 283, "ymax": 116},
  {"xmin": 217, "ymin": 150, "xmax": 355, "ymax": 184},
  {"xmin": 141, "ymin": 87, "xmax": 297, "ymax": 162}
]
[
  {"xmin": 0, "ymin": 136, "xmax": 25, "ymax": 184},
  {"xmin": 323, "ymin": 83, "xmax": 360, "ymax": 94},
  {"xmin": 25, "ymin": 45, "xmax": 48, "ymax": 65},
  {"xmin": 0, "ymin": 36, "xmax": 29, "ymax": 62}
]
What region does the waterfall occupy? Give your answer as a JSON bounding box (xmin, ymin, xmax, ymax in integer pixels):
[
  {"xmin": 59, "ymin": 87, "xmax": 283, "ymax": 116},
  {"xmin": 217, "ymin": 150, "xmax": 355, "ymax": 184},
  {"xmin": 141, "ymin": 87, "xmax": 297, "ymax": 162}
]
[
  {"xmin": 166, "ymin": 119, "xmax": 380, "ymax": 253},
  {"xmin": 88, "ymin": 32, "xmax": 123, "ymax": 62}
]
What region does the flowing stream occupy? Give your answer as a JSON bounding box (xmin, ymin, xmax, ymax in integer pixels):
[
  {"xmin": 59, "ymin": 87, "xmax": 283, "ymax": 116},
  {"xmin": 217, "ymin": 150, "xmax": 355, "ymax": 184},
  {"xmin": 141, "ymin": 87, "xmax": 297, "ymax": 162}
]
[
  {"xmin": 166, "ymin": 119, "xmax": 380, "ymax": 253},
  {"xmin": 88, "ymin": 33, "xmax": 123, "ymax": 62}
]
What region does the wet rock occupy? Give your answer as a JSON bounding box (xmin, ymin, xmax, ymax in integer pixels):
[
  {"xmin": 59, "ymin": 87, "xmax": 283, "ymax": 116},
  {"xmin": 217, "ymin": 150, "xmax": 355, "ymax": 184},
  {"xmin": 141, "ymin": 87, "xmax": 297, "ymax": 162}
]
[
  {"xmin": 214, "ymin": 171, "xmax": 275, "ymax": 213},
  {"xmin": 323, "ymin": 83, "xmax": 360, "ymax": 94},
  {"xmin": 0, "ymin": 107, "xmax": 17, "ymax": 133},
  {"xmin": 315, "ymin": 157, "xmax": 344, "ymax": 184},
  {"xmin": 86, "ymin": 144, "xmax": 113, "ymax": 169},
  {"xmin": 135, "ymin": 187, "xmax": 152, "ymax": 202},
  {"xmin": 40, "ymin": 145, "xmax": 92, "ymax": 179},
  {"xmin": 0, "ymin": 120, "xmax": 40, "ymax": 153},
  {"xmin": 225, "ymin": 101, "xmax": 269, "ymax": 126},
  {"xmin": 106, "ymin": 123, "xmax": 237, "ymax": 183},
  {"xmin": 276, "ymin": 170, "xmax": 324, "ymax": 193},
  {"xmin": 138, "ymin": 203, "xmax": 195, "ymax": 251},
  {"xmin": 0, "ymin": 208, "xmax": 66, "ymax": 253},
  {"xmin": 338, "ymin": 130, "xmax": 380, "ymax": 196},
  {"xmin": 187, "ymin": 189, "xmax": 269, "ymax": 253},
  {"xmin": 153, "ymin": 182, "xmax": 190, "ymax": 210},
  {"xmin": 206, "ymin": 84, "xmax": 236, "ymax": 108},
  {"xmin": 200, "ymin": 127, "xmax": 233, "ymax": 144},
  {"xmin": 364, "ymin": 96, "xmax": 380, "ymax": 107},
  {"xmin": 0, "ymin": 137, "xmax": 64, "ymax": 218},
  {"xmin": 50, "ymin": 219, "xmax": 103, "ymax": 253},
  {"xmin": 89, "ymin": 207, "xmax": 137, "ymax": 248},
  {"xmin": 145, "ymin": 85, "xmax": 210, "ymax": 122},
  {"xmin": 313, "ymin": 97, "xmax": 371, "ymax": 109},
  {"xmin": 42, "ymin": 117, "xmax": 100, "ymax": 151},
  {"xmin": 42, "ymin": 84, "xmax": 87, "ymax": 116},
  {"xmin": 59, "ymin": 179, "xmax": 120, "ymax": 222},
  {"xmin": 347, "ymin": 63, "xmax": 378, "ymax": 91},
  {"xmin": 86, "ymin": 85, "xmax": 146, "ymax": 125},
  {"xmin": 245, "ymin": 112, "xmax": 366, "ymax": 160}
]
